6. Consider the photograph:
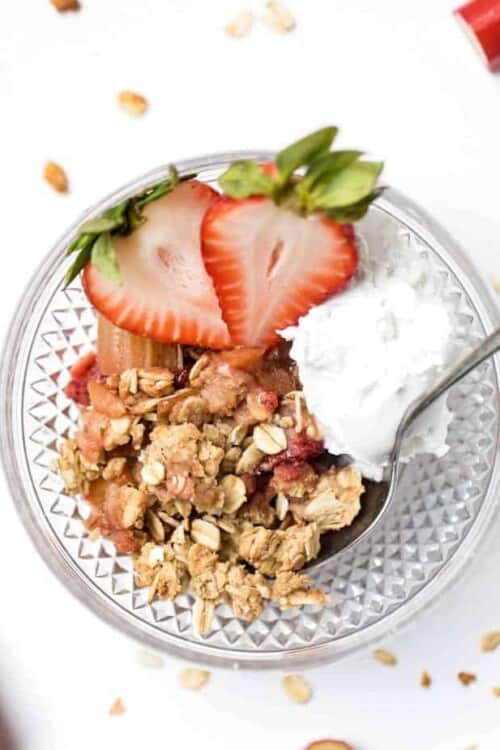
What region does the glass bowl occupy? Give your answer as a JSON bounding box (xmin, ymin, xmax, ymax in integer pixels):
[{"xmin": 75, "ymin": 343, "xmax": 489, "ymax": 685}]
[{"xmin": 1, "ymin": 152, "xmax": 499, "ymax": 670}]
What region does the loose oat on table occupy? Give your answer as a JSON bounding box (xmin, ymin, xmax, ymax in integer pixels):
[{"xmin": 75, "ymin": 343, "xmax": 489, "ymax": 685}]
[
  {"xmin": 492, "ymin": 686, "xmax": 500, "ymax": 697},
  {"xmin": 178, "ymin": 667, "xmax": 210, "ymax": 690},
  {"xmin": 420, "ymin": 670, "xmax": 432, "ymax": 688},
  {"xmin": 480, "ymin": 630, "xmax": 500, "ymax": 652},
  {"xmin": 282, "ymin": 674, "xmax": 312, "ymax": 704},
  {"xmin": 262, "ymin": 0, "xmax": 296, "ymax": 33},
  {"xmin": 492, "ymin": 278, "xmax": 500, "ymax": 294},
  {"xmin": 109, "ymin": 698, "xmax": 125, "ymax": 716},
  {"xmin": 117, "ymin": 90, "xmax": 148, "ymax": 116},
  {"xmin": 51, "ymin": 0, "xmax": 80, "ymax": 10},
  {"xmin": 136, "ymin": 649, "xmax": 165, "ymax": 669},
  {"xmin": 225, "ymin": 8, "xmax": 254, "ymax": 38},
  {"xmin": 373, "ymin": 648, "xmax": 397, "ymax": 666},
  {"xmin": 43, "ymin": 161, "xmax": 69, "ymax": 193},
  {"xmin": 458, "ymin": 671, "xmax": 477, "ymax": 686}
]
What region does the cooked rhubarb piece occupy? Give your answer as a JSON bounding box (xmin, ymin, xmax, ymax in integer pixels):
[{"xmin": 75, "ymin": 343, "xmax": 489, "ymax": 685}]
[
  {"xmin": 97, "ymin": 316, "xmax": 180, "ymax": 375},
  {"xmin": 455, "ymin": 0, "xmax": 500, "ymax": 71},
  {"xmin": 64, "ymin": 351, "xmax": 101, "ymax": 405}
]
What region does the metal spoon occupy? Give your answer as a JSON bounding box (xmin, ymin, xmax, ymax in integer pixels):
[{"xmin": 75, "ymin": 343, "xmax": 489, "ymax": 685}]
[{"xmin": 309, "ymin": 327, "xmax": 500, "ymax": 568}]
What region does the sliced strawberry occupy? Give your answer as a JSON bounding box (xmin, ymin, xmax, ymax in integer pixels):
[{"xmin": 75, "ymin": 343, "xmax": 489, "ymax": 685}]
[
  {"xmin": 83, "ymin": 180, "xmax": 231, "ymax": 349},
  {"xmin": 201, "ymin": 196, "xmax": 357, "ymax": 347}
]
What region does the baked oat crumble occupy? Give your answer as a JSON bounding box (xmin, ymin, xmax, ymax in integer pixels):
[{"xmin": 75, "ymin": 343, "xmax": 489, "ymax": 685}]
[
  {"xmin": 117, "ymin": 90, "xmax": 149, "ymax": 117},
  {"xmin": 50, "ymin": 0, "xmax": 80, "ymax": 11},
  {"xmin": 109, "ymin": 697, "xmax": 125, "ymax": 716},
  {"xmin": 43, "ymin": 161, "xmax": 69, "ymax": 193},
  {"xmin": 281, "ymin": 674, "xmax": 312, "ymax": 704},
  {"xmin": 373, "ymin": 648, "xmax": 397, "ymax": 666},
  {"xmin": 457, "ymin": 671, "xmax": 477, "ymax": 686},
  {"xmin": 225, "ymin": 9, "xmax": 254, "ymax": 38},
  {"xmin": 178, "ymin": 667, "xmax": 210, "ymax": 690},
  {"xmin": 262, "ymin": 1, "xmax": 296, "ymax": 33},
  {"xmin": 57, "ymin": 347, "xmax": 364, "ymax": 630},
  {"xmin": 136, "ymin": 649, "xmax": 165, "ymax": 669},
  {"xmin": 420, "ymin": 670, "xmax": 432, "ymax": 688},
  {"xmin": 480, "ymin": 630, "xmax": 500, "ymax": 652}
]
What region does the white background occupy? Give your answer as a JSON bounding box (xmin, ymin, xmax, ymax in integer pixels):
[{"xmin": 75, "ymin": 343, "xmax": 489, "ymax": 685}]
[{"xmin": 1, "ymin": 1, "xmax": 500, "ymax": 748}]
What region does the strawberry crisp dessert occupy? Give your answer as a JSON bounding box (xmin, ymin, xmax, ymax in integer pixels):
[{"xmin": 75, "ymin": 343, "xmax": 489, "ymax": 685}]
[{"xmin": 57, "ymin": 128, "xmax": 384, "ymax": 634}]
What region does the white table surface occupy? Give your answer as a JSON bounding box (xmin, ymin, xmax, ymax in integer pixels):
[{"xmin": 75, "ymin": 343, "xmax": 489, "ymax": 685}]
[{"xmin": 1, "ymin": 1, "xmax": 500, "ymax": 748}]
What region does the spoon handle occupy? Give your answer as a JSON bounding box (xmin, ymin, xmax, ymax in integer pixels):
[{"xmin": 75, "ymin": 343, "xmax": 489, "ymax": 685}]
[{"xmin": 394, "ymin": 327, "xmax": 500, "ymax": 456}]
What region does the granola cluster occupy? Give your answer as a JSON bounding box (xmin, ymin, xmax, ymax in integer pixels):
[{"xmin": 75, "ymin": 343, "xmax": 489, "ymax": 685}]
[{"xmin": 57, "ymin": 346, "xmax": 364, "ymax": 633}]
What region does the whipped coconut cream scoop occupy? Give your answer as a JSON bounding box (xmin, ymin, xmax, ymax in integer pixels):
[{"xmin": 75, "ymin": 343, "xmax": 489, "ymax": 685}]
[{"xmin": 281, "ymin": 222, "xmax": 458, "ymax": 481}]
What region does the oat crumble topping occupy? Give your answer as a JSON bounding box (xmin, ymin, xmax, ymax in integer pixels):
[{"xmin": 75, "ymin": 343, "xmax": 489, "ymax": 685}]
[{"xmin": 57, "ymin": 347, "xmax": 365, "ymax": 630}]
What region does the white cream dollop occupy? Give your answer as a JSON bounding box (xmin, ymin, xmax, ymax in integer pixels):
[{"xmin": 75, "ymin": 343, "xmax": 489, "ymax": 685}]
[{"xmin": 280, "ymin": 225, "xmax": 457, "ymax": 481}]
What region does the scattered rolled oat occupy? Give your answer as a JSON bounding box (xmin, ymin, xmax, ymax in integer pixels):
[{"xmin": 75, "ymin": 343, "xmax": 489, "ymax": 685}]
[
  {"xmin": 306, "ymin": 742, "xmax": 354, "ymax": 750},
  {"xmin": 178, "ymin": 667, "xmax": 210, "ymax": 690},
  {"xmin": 480, "ymin": 630, "xmax": 500, "ymax": 652},
  {"xmin": 50, "ymin": 0, "xmax": 80, "ymax": 11},
  {"xmin": 136, "ymin": 649, "xmax": 165, "ymax": 669},
  {"xmin": 253, "ymin": 423, "xmax": 287, "ymax": 454},
  {"xmin": 43, "ymin": 161, "xmax": 69, "ymax": 193},
  {"xmin": 492, "ymin": 279, "xmax": 500, "ymax": 294},
  {"xmin": 373, "ymin": 648, "xmax": 397, "ymax": 666},
  {"xmin": 117, "ymin": 90, "xmax": 148, "ymax": 117},
  {"xmin": 225, "ymin": 8, "xmax": 254, "ymax": 38},
  {"xmin": 109, "ymin": 697, "xmax": 125, "ymax": 716},
  {"xmin": 492, "ymin": 686, "xmax": 500, "ymax": 697},
  {"xmin": 420, "ymin": 670, "xmax": 432, "ymax": 688},
  {"xmin": 458, "ymin": 671, "xmax": 477, "ymax": 686},
  {"xmin": 282, "ymin": 674, "xmax": 312, "ymax": 704},
  {"xmin": 262, "ymin": 0, "xmax": 296, "ymax": 33}
]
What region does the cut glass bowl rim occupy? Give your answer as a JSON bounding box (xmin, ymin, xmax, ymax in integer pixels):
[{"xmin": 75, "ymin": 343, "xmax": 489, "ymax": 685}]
[{"xmin": 1, "ymin": 151, "xmax": 499, "ymax": 670}]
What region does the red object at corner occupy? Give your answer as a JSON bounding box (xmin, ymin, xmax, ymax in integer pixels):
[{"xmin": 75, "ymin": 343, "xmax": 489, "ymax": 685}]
[{"xmin": 455, "ymin": 0, "xmax": 500, "ymax": 71}]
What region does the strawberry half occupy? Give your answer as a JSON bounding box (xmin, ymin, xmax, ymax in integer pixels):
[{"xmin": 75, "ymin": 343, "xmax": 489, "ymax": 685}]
[
  {"xmin": 82, "ymin": 180, "xmax": 231, "ymax": 349},
  {"xmin": 201, "ymin": 196, "xmax": 358, "ymax": 347},
  {"xmin": 200, "ymin": 127, "xmax": 382, "ymax": 347}
]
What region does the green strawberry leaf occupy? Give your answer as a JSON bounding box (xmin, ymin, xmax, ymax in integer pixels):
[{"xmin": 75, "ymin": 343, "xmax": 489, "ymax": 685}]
[
  {"xmin": 63, "ymin": 165, "xmax": 187, "ymax": 288},
  {"xmin": 326, "ymin": 187, "xmax": 385, "ymax": 223},
  {"xmin": 276, "ymin": 126, "xmax": 337, "ymax": 183},
  {"xmin": 64, "ymin": 243, "xmax": 93, "ymax": 285},
  {"xmin": 65, "ymin": 232, "xmax": 95, "ymax": 257},
  {"xmin": 78, "ymin": 216, "xmax": 124, "ymax": 235},
  {"xmin": 91, "ymin": 232, "xmax": 121, "ymax": 284},
  {"xmin": 296, "ymin": 150, "xmax": 363, "ymax": 206},
  {"xmin": 309, "ymin": 160, "xmax": 384, "ymax": 210},
  {"xmin": 136, "ymin": 165, "xmax": 180, "ymax": 208},
  {"xmin": 219, "ymin": 161, "xmax": 276, "ymax": 199}
]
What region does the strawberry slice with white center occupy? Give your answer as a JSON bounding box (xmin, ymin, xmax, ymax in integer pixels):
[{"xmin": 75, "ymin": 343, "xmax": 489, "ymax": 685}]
[
  {"xmin": 201, "ymin": 195, "xmax": 358, "ymax": 347},
  {"xmin": 83, "ymin": 180, "xmax": 231, "ymax": 349}
]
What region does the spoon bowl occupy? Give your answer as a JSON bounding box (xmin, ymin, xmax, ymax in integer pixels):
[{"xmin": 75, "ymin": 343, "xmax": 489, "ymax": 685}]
[{"xmin": 309, "ymin": 326, "xmax": 500, "ymax": 570}]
